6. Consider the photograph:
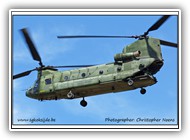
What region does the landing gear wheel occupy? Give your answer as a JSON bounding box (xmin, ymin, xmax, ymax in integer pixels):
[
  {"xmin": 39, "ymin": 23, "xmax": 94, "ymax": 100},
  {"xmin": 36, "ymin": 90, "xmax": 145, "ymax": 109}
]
[
  {"xmin": 80, "ymin": 98, "xmax": 87, "ymax": 107},
  {"xmin": 140, "ymin": 88, "xmax": 146, "ymax": 95},
  {"xmin": 67, "ymin": 91, "xmax": 75, "ymax": 99},
  {"xmin": 127, "ymin": 78, "xmax": 134, "ymax": 86}
]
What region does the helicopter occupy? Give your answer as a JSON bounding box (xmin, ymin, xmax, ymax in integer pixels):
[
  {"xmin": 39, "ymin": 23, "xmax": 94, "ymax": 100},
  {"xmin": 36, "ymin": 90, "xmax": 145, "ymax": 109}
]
[{"xmin": 13, "ymin": 15, "xmax": 177, "ymax": 107}]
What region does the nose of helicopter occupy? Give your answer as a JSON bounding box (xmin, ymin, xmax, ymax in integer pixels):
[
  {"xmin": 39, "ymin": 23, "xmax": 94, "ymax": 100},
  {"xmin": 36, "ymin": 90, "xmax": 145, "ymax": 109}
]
[
  {"xmin": 26, "ymin": 90, "xmax": 30, "ymax": 97},
  {"xmin": 26, "ymin": 88, "xmax": 32, "ymax": 97}
]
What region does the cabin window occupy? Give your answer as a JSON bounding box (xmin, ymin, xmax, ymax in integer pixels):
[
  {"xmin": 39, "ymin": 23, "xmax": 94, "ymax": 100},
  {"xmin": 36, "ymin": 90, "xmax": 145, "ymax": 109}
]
[
  {"xmin": 64, "ymin": 76, "xmax": 69, "ymax": 81},
  {"xmin": 117, "ymin": 67, "xmax": 122, "ymax": 72},
  {"xmin": 45, "ymin": 78, "xmax": 52, "ymax": 85}
]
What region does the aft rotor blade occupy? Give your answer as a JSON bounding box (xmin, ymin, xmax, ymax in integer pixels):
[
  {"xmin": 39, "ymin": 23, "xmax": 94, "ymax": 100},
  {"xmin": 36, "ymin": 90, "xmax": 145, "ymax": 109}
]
[
  {"xmin": 160, "ymin": 39, "xmax": 178, "ymax": 48},
  {"xmin": 145, "ymin": 15, "xmax": 170, "ymax": 35},
  {"xmin": 13, "ymin": 69, "xmax": 36, "ymax": 79},
  {"xmin": 21, "ymin": 28, "xmax": 43, "ymax": 67},
  {"xmin": 57, "ymin": 35, "xmax": 138, "ymax": 39},
  {"xmin": 52, "ymin": 65, "xmax": 95, "ymax": 68}
]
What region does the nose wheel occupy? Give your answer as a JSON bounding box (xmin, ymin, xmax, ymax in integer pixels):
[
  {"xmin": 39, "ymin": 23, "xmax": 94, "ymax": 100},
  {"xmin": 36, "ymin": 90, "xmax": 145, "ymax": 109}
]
[
  {"xmin": 80, "ymin": 97, "xmax": 87, "ymax": 107},
  {"xmin": 140, "ymin": 88, "xmax": 146, "ymax": 94}
]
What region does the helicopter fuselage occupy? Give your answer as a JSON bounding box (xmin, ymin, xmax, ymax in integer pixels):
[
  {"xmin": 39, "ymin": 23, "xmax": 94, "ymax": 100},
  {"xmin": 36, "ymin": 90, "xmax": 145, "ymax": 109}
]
[{"xmin": 26, "ymin": 37, "xmax": 164, "ymax": 101}]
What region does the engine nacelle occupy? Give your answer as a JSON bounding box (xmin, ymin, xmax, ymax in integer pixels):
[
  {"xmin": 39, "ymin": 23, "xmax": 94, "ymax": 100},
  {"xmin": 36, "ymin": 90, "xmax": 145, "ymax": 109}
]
[{"xmin": 114, "ymin": 50, "xmax": 141, "ymax": 62}]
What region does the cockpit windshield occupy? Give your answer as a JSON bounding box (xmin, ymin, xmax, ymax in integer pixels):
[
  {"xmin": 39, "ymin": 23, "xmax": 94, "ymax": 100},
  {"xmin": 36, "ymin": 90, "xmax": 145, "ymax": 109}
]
[
  {"xmin": 33, "ymin": 79, "xmax": 39, "ymax": 93},
  {"xmin": 26, "ymin": 79, "xmax": 39, "ymax": 96}
]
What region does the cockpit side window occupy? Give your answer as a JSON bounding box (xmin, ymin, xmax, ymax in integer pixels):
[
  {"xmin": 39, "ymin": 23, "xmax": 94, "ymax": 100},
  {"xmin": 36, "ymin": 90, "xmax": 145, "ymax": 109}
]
[{"xmin": 45, "ymin": 78, "xmax": 52, "ymax": 85}]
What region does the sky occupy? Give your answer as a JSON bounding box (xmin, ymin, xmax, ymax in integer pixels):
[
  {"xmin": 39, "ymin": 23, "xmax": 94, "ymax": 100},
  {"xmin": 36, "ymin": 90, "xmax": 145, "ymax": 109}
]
[{"xmin": 12, "ymin": 12, "xmax": 178, "ymax": 126}]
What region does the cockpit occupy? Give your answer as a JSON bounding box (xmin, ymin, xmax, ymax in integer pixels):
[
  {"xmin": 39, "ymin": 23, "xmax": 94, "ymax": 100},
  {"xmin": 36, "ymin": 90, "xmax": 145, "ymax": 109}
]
[{"xmin": 26, "ymin": 80, "xmax": 39, "ymax": 97}]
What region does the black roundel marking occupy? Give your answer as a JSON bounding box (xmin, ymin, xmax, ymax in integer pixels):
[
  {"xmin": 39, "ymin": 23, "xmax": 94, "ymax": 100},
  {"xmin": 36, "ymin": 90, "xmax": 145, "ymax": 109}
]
[
  {"xmin": 99, "ymin": 70, "xmax": 103, "ymax": 74},
  {"xmin": 81, "ymin": 73, "xmax": 86, "ymax": 77}
]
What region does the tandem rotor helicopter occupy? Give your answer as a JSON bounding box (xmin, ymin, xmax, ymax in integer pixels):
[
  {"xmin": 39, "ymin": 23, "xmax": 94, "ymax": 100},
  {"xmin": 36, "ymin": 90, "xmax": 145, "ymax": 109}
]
[{"xmin": 13, "ymin": 15, "xmax": 178, "ymax": 107}]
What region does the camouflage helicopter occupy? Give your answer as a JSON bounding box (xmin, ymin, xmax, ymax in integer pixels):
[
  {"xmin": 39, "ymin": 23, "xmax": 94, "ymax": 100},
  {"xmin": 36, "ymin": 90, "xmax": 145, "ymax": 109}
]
[{"xmin": 13, "ymin": 15, "xmax": 177, "ymax": 107}]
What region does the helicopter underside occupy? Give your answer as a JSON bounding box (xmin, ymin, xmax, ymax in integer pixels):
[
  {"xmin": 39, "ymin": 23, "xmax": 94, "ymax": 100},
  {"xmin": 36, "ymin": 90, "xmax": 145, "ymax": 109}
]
[{"xmin": 29, "ymin": 74, "xmax": 157, "ymax": 101}]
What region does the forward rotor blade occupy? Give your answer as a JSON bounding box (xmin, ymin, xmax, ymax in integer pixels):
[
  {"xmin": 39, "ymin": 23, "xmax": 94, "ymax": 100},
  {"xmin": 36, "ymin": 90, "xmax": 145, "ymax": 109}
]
[
  {"xmin": 145, "ymin": 15, "xmax": 170, "ymax": 35},
  {"xmin": 13, "ymin": 69, "xmax": 36, "ymax": 79},
  {"xmin": 21, "ymin": 28, "xmax": 43, "ymax": 67},
  {"xmin": 52, "ymin": 65, "xmax": 95, "ymax": 68},
  {"xmin": 160, "ymin": 39, "xmax": 178, "ymax": 48},
  {"xmin": 57, "ymin": 35, "xmax": 138, "ymax": 39}
]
